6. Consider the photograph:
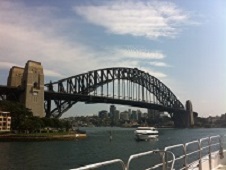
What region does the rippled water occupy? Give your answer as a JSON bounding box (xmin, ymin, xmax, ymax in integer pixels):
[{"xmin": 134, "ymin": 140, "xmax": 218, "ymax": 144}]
[{"xmin": 0, "ymin": 127, "xmax": 225, "ymax": 170}]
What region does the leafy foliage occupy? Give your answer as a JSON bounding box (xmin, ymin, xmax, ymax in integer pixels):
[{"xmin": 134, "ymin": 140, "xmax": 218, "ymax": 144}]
[
  {"xmin": 0, "ymin": 100, "xmax": 33, "ymax": 130},
  {"xmin": 0, "ymin": 101, "xmax": 71, "ymax": 133}
]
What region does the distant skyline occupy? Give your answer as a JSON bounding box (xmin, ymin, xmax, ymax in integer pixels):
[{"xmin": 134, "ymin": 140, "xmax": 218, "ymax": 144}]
[{"xmin": 0, "ymin": 0, "xmax": 225, "ymax": 117}]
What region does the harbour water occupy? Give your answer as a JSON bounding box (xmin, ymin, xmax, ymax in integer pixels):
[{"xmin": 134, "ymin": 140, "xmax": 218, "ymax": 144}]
[{"xmin": 0, "ymin": 127, "xmax": 225, "ymax": 170}]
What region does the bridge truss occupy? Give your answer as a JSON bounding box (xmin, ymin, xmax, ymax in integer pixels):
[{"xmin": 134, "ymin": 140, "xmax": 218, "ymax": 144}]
[{"xmin": 44, "ymin": 67, "xmax": 184, "ymax": 118}]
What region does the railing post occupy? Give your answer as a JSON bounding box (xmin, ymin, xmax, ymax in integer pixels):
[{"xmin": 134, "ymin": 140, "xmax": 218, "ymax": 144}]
[
  {"xmin": 162, "ymin": 152, "xmax": 166, "ymax": 170},
  {"xmin": 184, "ymin": 144, "xmax": 188, "ymax": 170},
  {"xmin": 208, "ymin": 137, "xmax": 212, "ymax": 170},
  {"xmin": 198, "ymin": 140, "xmax": 202, "ymax": 170},
  {"xmin": 219, "ymin": 135, "xmax": 224, "ymax": 159}
]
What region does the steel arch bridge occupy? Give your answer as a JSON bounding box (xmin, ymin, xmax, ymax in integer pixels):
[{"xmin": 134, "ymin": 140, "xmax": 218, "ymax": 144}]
[{"xmin": 44, "ymin": 67, "xmax": 185, "ymax": 119}]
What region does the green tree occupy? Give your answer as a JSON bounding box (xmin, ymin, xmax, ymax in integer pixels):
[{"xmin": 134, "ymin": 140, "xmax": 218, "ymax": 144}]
[
  {"xmin": 0, "ymin": 101, "xmax": 33, "ymax": 131},
  {"xmin": 62, "ymin": 121, "xmax": 71, "ymax": 131},
  {"xmin": 23, "ymin": 117, "xmax": 44, "ymax": 133},
  {"xmin": 41, "ymin": 117, "xmax": 54, "ymax": 127}
]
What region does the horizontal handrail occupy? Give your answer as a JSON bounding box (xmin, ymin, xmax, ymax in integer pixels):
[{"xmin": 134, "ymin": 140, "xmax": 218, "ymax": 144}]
[
  {"xmin": 164, "ymin": 144, "xmax": 186, "ymax": 169},
  {"xmin": 70, "ymin": 159, "xmax": 125, "ymax": 170},
  {"xmin": 165, "ymin": 144, "xmax": 185, "ymax": 151},
  {"xmin": 127, "ymin": 150, "xmax": 175, "ymax": 170},
  {"xmin": 164, "ymin": 135, "xmax": 223, "ymax": 170}
]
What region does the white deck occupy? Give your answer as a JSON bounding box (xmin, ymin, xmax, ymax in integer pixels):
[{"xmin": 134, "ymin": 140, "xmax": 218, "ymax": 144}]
[
  {"xmin": 214, "ymin": 165, "xmax": 226, "ymax": 170},
  {"xmin": 213, "ymin": 150, "xmax": 226, "ymax": 170},
  {"xmin": 188, "ymin": 150, "xmax": 226, "ymax": 170}
]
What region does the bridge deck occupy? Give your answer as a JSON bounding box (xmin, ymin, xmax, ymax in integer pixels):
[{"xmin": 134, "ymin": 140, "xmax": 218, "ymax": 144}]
[{"xmin": 44, "ymin": 91, "xmax": 184, "ymax": 113}]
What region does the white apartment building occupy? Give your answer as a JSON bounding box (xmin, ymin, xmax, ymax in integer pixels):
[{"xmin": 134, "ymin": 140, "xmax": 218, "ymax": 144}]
[{"xmin": 0, "ymin": 111, "xmax": 11, "ymax": 131}]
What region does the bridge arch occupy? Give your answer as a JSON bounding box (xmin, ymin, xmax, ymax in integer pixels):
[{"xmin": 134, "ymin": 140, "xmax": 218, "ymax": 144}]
[{"xmin": 44, "ymin": 67, "xmax": 184, "ymax": 118}]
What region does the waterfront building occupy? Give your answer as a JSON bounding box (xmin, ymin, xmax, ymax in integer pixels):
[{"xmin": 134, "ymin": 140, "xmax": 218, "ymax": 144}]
[
  {"xmin": 130, "ymin": 110, "xmax": 138, "ymax": 120},
  {"xmin": 0, "ymin": 111, "xmax": 11, "ymax": 131},
  {"xmin": 128, "ymin": 109, "xmax": 132, "ymax": 118},
  {"xmin": 131, "ymin": 110, "xmax": 136, "ymax": 120},
  {"xmin": 137, "ymin": 109, "xmax": 142, "ymax": 121},
  {"xmin": 148, "ymin": 109, "xmax": 160, "ymax": 120},
  {"xmin": 98, "ymin": 110, "xmax": 108, "ymax": 119},
  {"xmin": 208, "ymin": 116, "xmax": 219, "ymax": 124},
  {"xmin": 113, "ymin": 110, "xmax": 120, "ymax": 123},
  {"xmin": 142, "ymin": 112, "xmax": 148, "ymax": 119},
  {"xmin": 221, "ymin": 113, "xmax": 226, "ymax": 120},
  {"xmin": 109, "ymin": 105, "xmax": 116, "ymax": 118},
  {"xmin": 120, "ymin": 111, "xmax": 129, "ymax": 121}
]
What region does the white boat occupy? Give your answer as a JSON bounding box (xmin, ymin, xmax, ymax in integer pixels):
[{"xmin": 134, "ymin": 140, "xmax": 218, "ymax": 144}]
[
  {"xmin": 70, "ymin": 135, "xmax": 226, "ymax": 170},
  {"xmin": 134, "ymin": 126, "xmax": 158, "ymax": 141}
]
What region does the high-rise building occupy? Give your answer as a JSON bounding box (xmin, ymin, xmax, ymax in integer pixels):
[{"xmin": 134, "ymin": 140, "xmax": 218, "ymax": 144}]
[
  {"xmin": 130, "ymin": 110, "xmax": 138, "ymax": 120},
  {"xmin": 128, "ymin": 109, "xmax": 132, "ymax": 118},
  {"xmin": 110, "ymin": 105, "xmax": 116, "ymax": 118},
  {"xmin": 114, "ymin": 110, "xmax": 120, "ymax": 123},
  {"xmin": 137, "ymin": 109, "xmax": 142, "ymax": 121}
]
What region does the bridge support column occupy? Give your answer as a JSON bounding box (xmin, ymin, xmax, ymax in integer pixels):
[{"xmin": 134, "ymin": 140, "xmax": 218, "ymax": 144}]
[
  {"xmin": 173, "ymin": 100, "xmax": 194, "ymax": 128},
  {"xmin": 7, "ymin": 60, "xmax": 45, "ymax": 117},
  {"xmin": 7, "ymin": 66, "xmax": 24, "ymax": 101},
  {"xmin": 186, "ymin": 100, "xmax": 194, "ymax": 127}
]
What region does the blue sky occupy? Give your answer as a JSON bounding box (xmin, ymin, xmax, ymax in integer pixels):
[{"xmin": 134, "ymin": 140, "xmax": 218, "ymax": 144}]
[{"xmin": 0, "ymin": 0, "xmax": 225, "ymax": 117}]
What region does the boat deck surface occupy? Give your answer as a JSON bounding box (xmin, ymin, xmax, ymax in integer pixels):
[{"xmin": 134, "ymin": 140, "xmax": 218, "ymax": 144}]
[{"xmin": 214, "ymin": 165, "xmax": 226, "ymax": 170}]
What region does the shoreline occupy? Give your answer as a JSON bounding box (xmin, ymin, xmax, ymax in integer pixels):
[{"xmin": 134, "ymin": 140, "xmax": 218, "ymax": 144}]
[{"xmin": 0, "ymin": 133, "xmax": 87, "ymax": 142}]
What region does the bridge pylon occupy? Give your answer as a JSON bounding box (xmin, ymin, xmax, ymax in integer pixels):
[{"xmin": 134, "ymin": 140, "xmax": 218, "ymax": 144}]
[
  {"xmin": 7, "ymin": 60, "xmax": 45, "ymax": 117},
  {"xmin": 172, "ymin": 100, "xmax": 194, "ymax": 128},
  {"xmin": 186, "ymin": 100, "xmax": 194, "ymax": 127}
]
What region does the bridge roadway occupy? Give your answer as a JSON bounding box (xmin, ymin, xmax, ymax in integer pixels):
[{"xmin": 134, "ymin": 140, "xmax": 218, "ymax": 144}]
[
  {"xmin": 0, "ymin": 85, "xmax": 22, "ymax": 94},
  {"xmin": 0, "ymin": 85, "xmax": 183, "ymax": 113},
  {"xmin": 44, "ymin": 91, "xmax": 184, "ymax": 113},
  {"xmin": 0, "ymin": 85, "xmax": 23, "ymax": 99}
]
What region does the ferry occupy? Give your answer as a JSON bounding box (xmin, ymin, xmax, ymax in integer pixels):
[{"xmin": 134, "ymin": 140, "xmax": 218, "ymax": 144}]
[
  {"xmin": 70, "ymin": 135, "xmax": 226, "ymax": 170},
  {"xmin": 134, "ymin": 126, "xmax": 158, "ymax": 141}
]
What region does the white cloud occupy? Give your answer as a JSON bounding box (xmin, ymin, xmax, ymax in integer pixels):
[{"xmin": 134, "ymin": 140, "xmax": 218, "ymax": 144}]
[
  {"xmin": 44, "ymin": 69, "xmax": 64, "ymax": 78},
  {"xmin": 0, "ymin": 1, "xmax": 168, "ymax": 82},
  {"xmin": 73, "ymin": 0, "xmax": 190, "ymax": 39},
  {"xmin": 149, "ymin": 61, "xmax": 171, "ymax": 67},
  {"xmin": 0, "ymin": 1, "xmax": 94, "ymax": 77},
  {"xmin": 0, "ymin": 62, "xmax": 63, "ymax": 78},
  {"xmin": 91, "ymin": 48, "xmax": 168, "ymax": 78},
  {"xmin": 115, "ymin": 49, "xmax": 165, "ymax": 60},
  {"xmin": 141, "ymin": 67, "xmax": 167, "ymax": 78},
  {"xmin": 0, "ymin": 62, "xmax": 21, "ymax": 70},
  {"xmin": 0, "ymin": 21, "xmax": 92, "ymax": 75}
]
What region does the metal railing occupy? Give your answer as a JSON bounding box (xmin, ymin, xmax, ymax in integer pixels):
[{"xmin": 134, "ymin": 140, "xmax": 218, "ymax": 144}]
[
  {"xmin": 70, "ymin": 159, "xmax": 126, "ymax": 170},
  {"xmin": 70, "ymin": 150, "xmax": 175, "ymax": 170},
  {"xmin": 126, "ymin": 150, "xmax": 175, "ymax": 170},
  {"xmin": 164, "ymin": 135, "xmax": 224, "ymax": 170},
  {"xmin": 70, "ymin": 135, "xmax": 224, "ymax": 170}
]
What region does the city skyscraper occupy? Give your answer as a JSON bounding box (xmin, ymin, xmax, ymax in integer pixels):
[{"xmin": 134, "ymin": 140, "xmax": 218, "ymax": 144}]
[{"xmin": 110, "ymin": 105, "xmax": 116, "ymax": 118}]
